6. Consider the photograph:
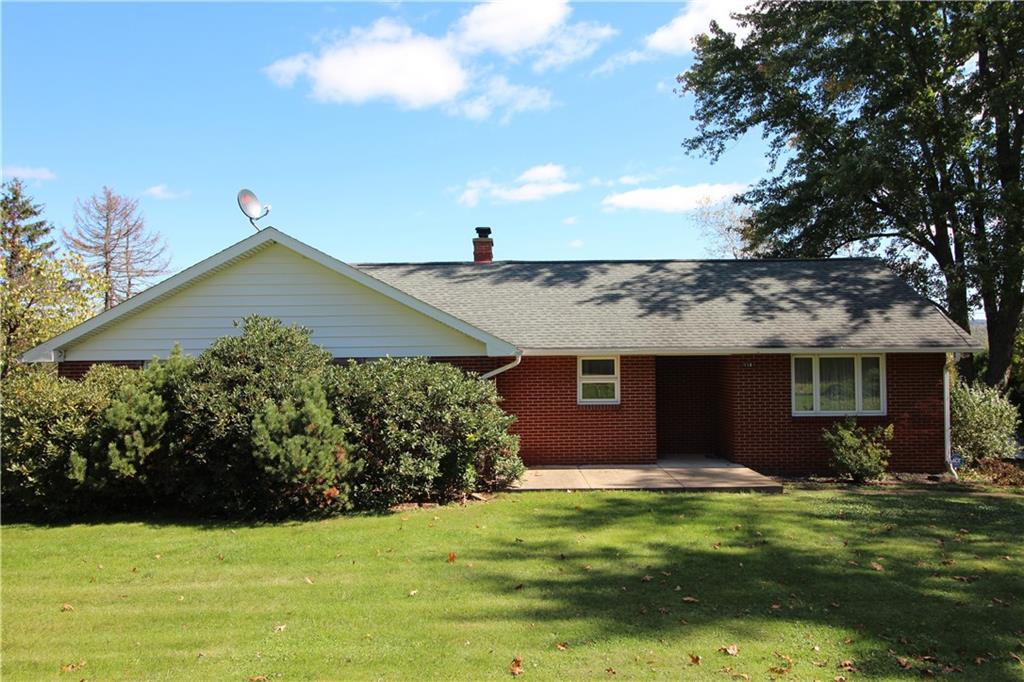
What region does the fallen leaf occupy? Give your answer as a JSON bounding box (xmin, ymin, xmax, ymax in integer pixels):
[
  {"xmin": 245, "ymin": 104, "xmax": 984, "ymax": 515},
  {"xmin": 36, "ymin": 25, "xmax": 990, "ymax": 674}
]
[
  {"xmin": 834, "ymin": 677, "xmax": 847, "ymax": 682},
  {"xmin": 510, "ymin": 656, "xmax": 523, "ymax": 676},
  {"xmin": 689, "ymin": 654, "xmax": 702, "ymax": 665},
  {"xmin": 304, "ymin": 576, "xmax": 314, "ymax": 585},
  {"xmin": 953, "ymin": 575, "xmax": 979, "ymax": 582},
  {"xmin": 59, "ymin": 660, "xmax": 85, "ymax": 673},
  {"xmin": 838, "ymin": 659, "xmax": 857, "ymax": 671},
  {"xmin": 896, "ymin": 657, "xmax": 912, "ymax": 669},
  {"xmin": 556, "ymin": 642, "xmax": 569, "ymax": 651},
  {"xmin": 682, "ymin": 596, "xmax": 700, "ymax": 603},
  {"xmin": 992, "ymin": 597, "xmax": 1010, "ymax": 606},
  {"xmin": 770, "ymin": 652, "xmax": 793, "ymax": 675},
  {"xmin": 448, "ymin": 552, "xmax": 457, "ymax": 563},
  {"xmin": 641, "ymin": 575, "xmax": 653, "ymax": 582},
  {"xmin": 869, "ymin": 561, "xmax": 885, "ymax": 572},
  {"xmin": 60, "ymin": 603, "xmax": 74, "ymax": 612},
  {"xmin": 974, "ymin": 656, "xmax": 988, "ymax": 665},
  {"xmin": 408, "ymin": 589, "xmax": 418, "ymax": 597},
  {"xmin": 249, "ymin": 676, "xmax": 268, "ymax": 682},
  {"xmin": 1010, "ymin": 652, "xmax": 1023, "ymax": 665},
  {"xmin": 719, "ymin": 644, "xmax": 740, "ymax": 656},
  {"xmin": 605, "ymin": 667, "xmax": 617, "ymax": 675},
  {"xmin": 273, "ymin": 624, "xmax": 286, "ymax": 632},
  {"xmin": 771, "ymin": 602, "xmax": 782, "ymax": 610}
]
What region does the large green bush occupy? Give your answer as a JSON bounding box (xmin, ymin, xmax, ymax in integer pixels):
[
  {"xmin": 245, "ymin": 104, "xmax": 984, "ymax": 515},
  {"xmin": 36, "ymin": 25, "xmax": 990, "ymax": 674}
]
[
  {"xmin": 251, "ymin": 379, "xmax": 354, "ymax": 516},
  {"xmin": 1, "ymin": 366, "xmax": 114, "ymax": 514},
  {"xmin": 951, "ymin": 381, "xmax": 1020, "ymax": 466},
  {"xmin": 177, "ymin": 315, "xmax": 350, "ymax": 516},
  {"xmin": 2, "ymin": 317, "xmax": 522, "ymax": 517},
  {"xmin": 821, "ymin": 417, "xmax": 893, "ymax": 484},
  {"xmin": 329, "ymin": 357, "xmax": 522, "ymax": 510}
]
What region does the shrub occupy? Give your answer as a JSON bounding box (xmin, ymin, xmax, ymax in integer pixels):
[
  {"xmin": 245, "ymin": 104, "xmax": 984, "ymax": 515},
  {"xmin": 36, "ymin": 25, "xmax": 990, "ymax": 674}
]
[
  {"xmin": 328, "ymin": 357, "xmax": 522, "ymax": 510},
  {"xmin": 251, "ymin": 379, "xmax": 355, "ymax": 516},
  {"xmin": 178, "ymin": 316, "xmax": 341, "ymax": 516},
  {"xmin": 85, "ymin": 350, "xmax": 194, "ymax": 507},
  {"xmin": 1, "ymin": 365, "xmax": 119, "ymax": 514},
  {"xmin": 821, "ymin": 417, "xmax": 893, "ymax": 483},
  {"xmin": 950, "ymin": 381, "xmax": 1020, "ymax": 466}
]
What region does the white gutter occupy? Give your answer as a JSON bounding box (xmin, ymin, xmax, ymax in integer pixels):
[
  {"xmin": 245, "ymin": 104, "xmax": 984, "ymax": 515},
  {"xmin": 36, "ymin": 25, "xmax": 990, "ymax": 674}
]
[
  {"xmin": 944, "ymin": 365, "xmax": 957, "ymax": 480},
  {"xmin": 519, "ymin": 345, "xmax": 981, "ymax": 356},
  {"xmin": 481, "ymin": 354, "xmax": 522, "ymax": 380}
]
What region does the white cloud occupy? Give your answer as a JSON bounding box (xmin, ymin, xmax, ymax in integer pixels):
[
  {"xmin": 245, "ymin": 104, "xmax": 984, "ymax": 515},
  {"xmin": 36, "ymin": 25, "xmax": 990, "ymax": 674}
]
[
  {"xmin": 267, "ymin": 2, "xmax": 613, "ymax": 120},
  {"xmin": 596, "ymin": 0, "xmax": 749, "ymax": 74},
  {"xmin": 458, "ymin": 163, "xmax": 581, "ymax": 206},
  {"xmin": 455, "ymin": 76, "xmax": 552, "ymax": 123},
  {"xmin": 266, "ymin": 18, "xmax": 468, "ymax": 109},
  {"xmin": 617, "ymin": 174, "xmax": 653, "ymax": 185},
  {"xmin": 143, "ymin": 184, "xmax": 188, "ymax": 200},
  {"xmin": 454, "ymin": 0, "xmax": 571, "ymax": 56},
  {"xmin": 518, "ymin": 163, "xmax": 567, "ymax": 183},
  {"xmin": 645, "ymin": 0, "xmax": 749, "ymax": 55},
  {"xmin": 562, "ymin": 215, "xmax": 578, "ymax": 225},
  {"xmin": 568, "ymin": 238, "xmax": 585, "ymax": 249},
  {"xmin": 533, "ymin": 21, "xmax": 617, "ymax": 73},
  {"xmin": 593, "ymin": 49, "xmax": 648, "ymax": 75},
  {"xmin": 2, "ymin": 166, "xmax": 56, "ymax": 181},
  {"xmin": 602, "ymin": 182, "xmax": 745, "ymax": 213}
]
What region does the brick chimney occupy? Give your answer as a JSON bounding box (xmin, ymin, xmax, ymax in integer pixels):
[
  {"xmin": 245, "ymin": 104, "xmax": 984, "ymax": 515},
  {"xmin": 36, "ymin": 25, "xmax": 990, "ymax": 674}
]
[{"xmin": 473, "ymin": 226, "xmax": 493, "ymax": 263}]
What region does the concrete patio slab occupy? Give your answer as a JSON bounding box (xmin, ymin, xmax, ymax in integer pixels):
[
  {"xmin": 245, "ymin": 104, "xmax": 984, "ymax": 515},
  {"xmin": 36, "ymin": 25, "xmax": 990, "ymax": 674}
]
[{"xmin": 511, "ymin": 457, "xmax": 782, "ymax": 493}]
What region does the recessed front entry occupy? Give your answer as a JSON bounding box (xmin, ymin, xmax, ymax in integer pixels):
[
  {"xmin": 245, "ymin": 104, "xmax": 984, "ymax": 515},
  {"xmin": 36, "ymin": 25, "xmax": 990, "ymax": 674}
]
[{"xmin": 655, "ymin": 356, "xmax": 725, "ymax": 458}]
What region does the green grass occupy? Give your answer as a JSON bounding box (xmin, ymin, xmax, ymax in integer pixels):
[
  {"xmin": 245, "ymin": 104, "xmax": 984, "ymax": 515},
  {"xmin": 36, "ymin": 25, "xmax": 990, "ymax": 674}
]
[{"xmin": 3, "ymin": 490, "xmax": 1023, "ymax": 680}]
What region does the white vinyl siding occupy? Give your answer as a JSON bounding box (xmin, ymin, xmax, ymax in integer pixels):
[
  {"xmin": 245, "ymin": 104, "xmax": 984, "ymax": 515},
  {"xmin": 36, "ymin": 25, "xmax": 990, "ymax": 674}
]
[
  {"xmin": 791, "ymin": 354, "xmax": 886, "ymax": 416},
  {"xmin": 64, "ymin": 244, "xmax": 486, "ymax": 361}
]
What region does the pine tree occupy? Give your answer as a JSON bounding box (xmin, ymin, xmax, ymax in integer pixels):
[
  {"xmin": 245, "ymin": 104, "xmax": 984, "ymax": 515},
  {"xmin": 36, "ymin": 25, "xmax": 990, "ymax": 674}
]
[{"xmin": 1, "ymin": 178, "xmax": 56, "ymax": 278}]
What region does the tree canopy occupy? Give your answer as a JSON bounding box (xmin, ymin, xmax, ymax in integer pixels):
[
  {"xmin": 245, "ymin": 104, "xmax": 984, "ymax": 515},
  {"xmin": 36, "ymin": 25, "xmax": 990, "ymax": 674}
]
[{"xmin": 681, "ymin": 1, "xmax": 1023, "ymax": 387}]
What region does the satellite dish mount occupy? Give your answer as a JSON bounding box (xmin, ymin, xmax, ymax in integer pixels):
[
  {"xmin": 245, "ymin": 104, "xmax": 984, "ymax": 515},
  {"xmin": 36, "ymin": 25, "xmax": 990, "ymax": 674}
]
[{"xmin": 237, "ymin": 189, "xmax": 271, "ymax": 231}]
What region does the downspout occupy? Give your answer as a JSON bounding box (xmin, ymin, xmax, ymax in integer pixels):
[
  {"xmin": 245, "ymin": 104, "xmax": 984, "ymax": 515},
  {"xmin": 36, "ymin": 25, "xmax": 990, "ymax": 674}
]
[
  {"xmin": 481, "ymin": 354, "xmax": 522, "ymax": 380},
  {"xmin": 944, "ymin": 364, "xmax": 958, "ymax": 480}
]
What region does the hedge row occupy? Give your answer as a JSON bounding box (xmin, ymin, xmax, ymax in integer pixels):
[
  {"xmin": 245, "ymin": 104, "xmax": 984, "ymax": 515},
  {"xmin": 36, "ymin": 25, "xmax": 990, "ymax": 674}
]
[{"xmin": 1, "ymin": 316, "xmax": 523, "ymax": 518}]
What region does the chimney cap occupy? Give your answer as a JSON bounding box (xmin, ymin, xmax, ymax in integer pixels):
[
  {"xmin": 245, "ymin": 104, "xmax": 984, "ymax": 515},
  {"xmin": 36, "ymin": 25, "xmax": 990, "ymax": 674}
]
[{"xmin": 475, "ymin": 226, "xmax": 492, "ymax": 239}]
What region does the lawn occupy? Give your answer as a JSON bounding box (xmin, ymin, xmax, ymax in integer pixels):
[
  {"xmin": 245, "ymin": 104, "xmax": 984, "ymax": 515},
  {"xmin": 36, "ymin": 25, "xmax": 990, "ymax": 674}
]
[{"xmin": 3, "ymin": 490, "xmax": 1023, "ymax": 681}]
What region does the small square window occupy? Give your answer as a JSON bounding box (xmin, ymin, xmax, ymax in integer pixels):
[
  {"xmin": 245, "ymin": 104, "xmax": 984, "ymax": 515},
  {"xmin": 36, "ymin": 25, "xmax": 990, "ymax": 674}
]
[{"xmin": 578, "ymin": 357, "xmax": 619, "ymax": 403}]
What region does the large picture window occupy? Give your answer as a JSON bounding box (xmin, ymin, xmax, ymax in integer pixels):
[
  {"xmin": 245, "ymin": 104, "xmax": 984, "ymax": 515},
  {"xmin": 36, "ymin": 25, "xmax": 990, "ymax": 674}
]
[
  {"xmin": 791, "ymin": 354, "xmax": 885, "ymax": 415},
  {"xmin": 578, "ymin": 357, "xmax": 620, "ymax": 404}
]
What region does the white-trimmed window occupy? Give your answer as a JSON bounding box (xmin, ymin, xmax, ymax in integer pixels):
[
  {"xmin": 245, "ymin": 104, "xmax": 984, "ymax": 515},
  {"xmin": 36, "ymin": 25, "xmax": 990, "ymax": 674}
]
[
  {"xmin": 578, "ymin": 356, "xmax": 620, "ymax": 404},
  {"xmin": 791, "ymin": 354, "xmax": 886, "ymax": 416}
]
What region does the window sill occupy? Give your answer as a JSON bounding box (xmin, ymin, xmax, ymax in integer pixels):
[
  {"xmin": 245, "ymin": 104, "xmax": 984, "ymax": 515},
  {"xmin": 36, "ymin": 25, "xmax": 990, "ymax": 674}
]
[{"xmin": 578, "ymin": 400, "xmax": 621, "ymax": 406}]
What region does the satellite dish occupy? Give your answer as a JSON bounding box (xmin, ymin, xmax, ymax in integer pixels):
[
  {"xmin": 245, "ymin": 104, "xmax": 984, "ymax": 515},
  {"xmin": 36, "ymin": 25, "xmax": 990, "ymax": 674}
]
[{"xmin": 237, "ymin": 188, "xmax": 271, "ymax": 230}]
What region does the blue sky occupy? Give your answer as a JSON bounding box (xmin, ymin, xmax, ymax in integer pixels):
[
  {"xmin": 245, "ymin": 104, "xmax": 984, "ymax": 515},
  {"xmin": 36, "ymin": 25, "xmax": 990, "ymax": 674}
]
[{"xmin": 3, "ymin": 1, "xmax": 765, "ymax": 272}]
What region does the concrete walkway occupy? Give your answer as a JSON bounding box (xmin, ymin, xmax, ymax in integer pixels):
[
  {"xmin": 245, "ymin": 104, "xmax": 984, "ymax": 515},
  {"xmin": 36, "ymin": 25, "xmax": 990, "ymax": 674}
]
[{"xmin": 512, "ymin": 456, "xmax": 782, "ymax": 493}]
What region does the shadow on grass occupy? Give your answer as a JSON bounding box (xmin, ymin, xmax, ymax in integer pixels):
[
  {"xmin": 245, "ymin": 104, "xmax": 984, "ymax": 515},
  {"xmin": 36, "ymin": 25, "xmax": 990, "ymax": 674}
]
[{"xmin": 462, "ymin": 492, "xmax": 1024, "ymax": 679}]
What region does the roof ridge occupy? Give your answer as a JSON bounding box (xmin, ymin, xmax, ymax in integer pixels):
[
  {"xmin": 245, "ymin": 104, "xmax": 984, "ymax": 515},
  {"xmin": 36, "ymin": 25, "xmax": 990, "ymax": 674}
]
[{"xmin": 355, "ymin": 257, "xmax": 885, "ymax": 267}]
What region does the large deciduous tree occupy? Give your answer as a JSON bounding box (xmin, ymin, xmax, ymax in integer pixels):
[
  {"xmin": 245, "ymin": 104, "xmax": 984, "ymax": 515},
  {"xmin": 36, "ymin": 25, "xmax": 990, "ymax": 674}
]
[
  {"xmin": 680, "ymin": 1, "xmax": 1023, "ymax": 387},
  {"xmin": 64, "ymin": 187, "xmax": 169, "ymax": 309}
]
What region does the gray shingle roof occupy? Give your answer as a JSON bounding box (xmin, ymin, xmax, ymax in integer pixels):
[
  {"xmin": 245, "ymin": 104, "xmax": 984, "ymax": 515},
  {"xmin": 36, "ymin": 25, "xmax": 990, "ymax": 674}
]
[{"xmin": 356, "ymin": 258, "xmax": 979, "ymax": 352}]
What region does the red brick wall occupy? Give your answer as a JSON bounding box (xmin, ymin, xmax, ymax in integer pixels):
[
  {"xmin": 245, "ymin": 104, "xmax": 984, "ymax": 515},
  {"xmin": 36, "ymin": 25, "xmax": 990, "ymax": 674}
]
[
  {"xmin": 491, "ymin": 356, "xmax": 658, "ymax": 466},
  {"xmin": 720, "ymin": 353, "xmax": 946, "ymax": 474},
  {"xmin": 57, "ymin": 360, "xmax": 144, "ymax": 379},
  {"xmin": 655, "ymin": 356, "xmax": 723, "ymax": 455}
]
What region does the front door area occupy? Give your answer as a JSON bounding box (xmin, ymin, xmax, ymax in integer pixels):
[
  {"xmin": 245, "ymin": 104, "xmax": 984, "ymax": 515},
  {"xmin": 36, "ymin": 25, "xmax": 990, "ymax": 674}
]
[{"xmin": 655, "ymin": 356, "xmax": 725, "ymax": 459}]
